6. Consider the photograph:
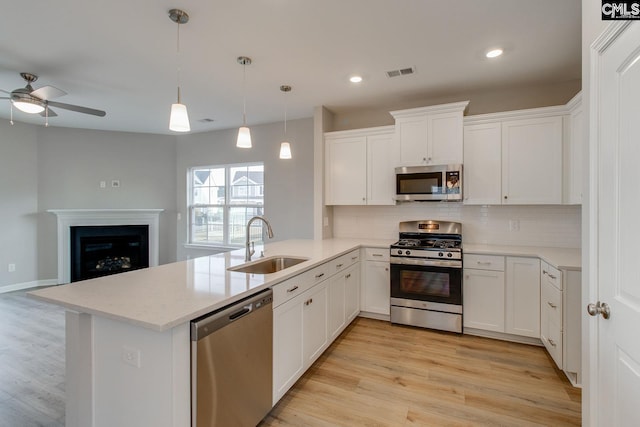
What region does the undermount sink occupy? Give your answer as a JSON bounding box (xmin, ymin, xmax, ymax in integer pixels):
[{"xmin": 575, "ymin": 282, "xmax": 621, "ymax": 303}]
[{"xmin": 228, "ymin": 256, "xmax": 309, "ymax": 274}]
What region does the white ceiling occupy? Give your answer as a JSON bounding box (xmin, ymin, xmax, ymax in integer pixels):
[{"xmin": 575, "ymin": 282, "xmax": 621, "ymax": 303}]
[{"xmin": 0, "ymin": 0, "xmax": 581, "ymax": 135}]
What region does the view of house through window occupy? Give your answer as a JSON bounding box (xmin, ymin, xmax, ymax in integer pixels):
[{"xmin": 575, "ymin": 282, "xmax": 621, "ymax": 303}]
[{"xmin": 190, "ymin": 163, "xmax": 265, "ymax": 247}]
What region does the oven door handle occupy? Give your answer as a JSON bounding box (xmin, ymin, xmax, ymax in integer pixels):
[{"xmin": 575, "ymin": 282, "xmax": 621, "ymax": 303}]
[{"xmin": 390, "ymin": 257, "xmax": 462, "ymax": 269}]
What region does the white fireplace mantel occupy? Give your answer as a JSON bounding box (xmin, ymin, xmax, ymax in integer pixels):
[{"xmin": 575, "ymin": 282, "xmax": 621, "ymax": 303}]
[{"xmin": 49, "ymin": 209, "xmax": 164, "ymax": 284}]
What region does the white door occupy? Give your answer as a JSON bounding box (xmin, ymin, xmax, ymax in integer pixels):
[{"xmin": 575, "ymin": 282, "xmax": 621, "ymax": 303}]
[{"xmin": 591, "ymin": 22, "xmax": 640, "ymax": 426}]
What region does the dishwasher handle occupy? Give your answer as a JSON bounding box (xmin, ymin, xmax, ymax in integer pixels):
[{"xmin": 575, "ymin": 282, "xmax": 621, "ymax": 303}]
[{"xmin": 191, "ymin": 289, "xmax": 273, "ymax": 341}]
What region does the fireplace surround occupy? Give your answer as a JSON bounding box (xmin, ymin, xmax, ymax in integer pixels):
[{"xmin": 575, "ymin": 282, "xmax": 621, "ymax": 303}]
[{"xmin": 49, "ymin": 209, "xmax": 163, "ymax": 284}]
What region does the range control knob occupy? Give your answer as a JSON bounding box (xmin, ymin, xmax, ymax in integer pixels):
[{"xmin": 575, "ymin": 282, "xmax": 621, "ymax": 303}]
[
  {"xmin": 406, "ymin": 250, "xmax": 411, "ymax": 256},
  {"xmin": 438, "ymin": 252, "xmax": 444, "ymax": 257},
  {"xmin": 447, "ymin": 253, "xmax": 453, "ymax": 258},
  {"xmin": 397, "ymin": 250, "xmax": 403, "ymax": 255}
]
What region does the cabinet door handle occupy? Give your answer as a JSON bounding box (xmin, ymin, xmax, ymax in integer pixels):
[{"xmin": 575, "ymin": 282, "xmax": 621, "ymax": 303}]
[
  {"xmin": 287, "ymin": 285, "xmax": 299, "ymax": 293},
  {"xmin": 548, "ymin": 273, "xmax": 557, "ymax": 280},
  {"xmin": 385, "ymin": 267, "xmax": 389, "ymax": 271},
  {"xmin": 504, "ymin": 195, "xmax": 508, "ymax": 199},
  {"xmin": 351, "ymin": 256, "xmax": 358, "ymax": 261},
  {"xmin": 315, "ymin": 273, "xmax": 325, "ymax": 279},
  {"xmin": 477, "ymin": 261, "xmax": 492, "ymax": 266},
  {"xmin": 548, "ymin": 339, "xmax": 557, "ymax": 347},
  {"xmin": 372, "ymin": 253, "xmax": 383, "ymax": 257},
  {"xmin": 336, "ymin": 263, "xmax": 344, "ymax": 268},
  {"xmin": 547, "ymin": 301, "xmax": 557, "ymax": 309},
  {"xmin": 345, "ymin": 273, "xmax": 351, "ymax": 279}
]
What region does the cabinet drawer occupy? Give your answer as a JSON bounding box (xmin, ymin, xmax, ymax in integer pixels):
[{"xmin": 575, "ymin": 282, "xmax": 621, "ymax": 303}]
[
  {"xmin": 329, "ymin": 249, "xmax": 360, "ymax": 276},
  {"xmin": 273, "ymin": 274, "xmax": 312, "ymax": 307},
  {"xmin": 541, "ymin": 262, "xmax": 562, "ymax": 290},
  {"xmin": 542, "ymin": 318, "xmax": 563, "ymax": 369},
  {"xmin": 542, "ymin": 279, "xmax": 563, "ymax": 327},
  {"xmin": 365, "ymin": 247, "xmax": 389, "ymax": 262},
  {"xmin": 464, "ymin": 254, "xmax": 505, "ymax": 271}
]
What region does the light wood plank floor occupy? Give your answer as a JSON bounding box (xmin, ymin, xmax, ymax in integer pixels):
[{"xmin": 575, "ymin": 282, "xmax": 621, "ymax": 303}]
[
  {"xmin": 0, "ymin": 289, "xmax": 65, "ymax": 426},
  {"xmin": 1, "ymin": 291, "xmax": 580, "ymax": 426},
  {"xmin": 261, "ymin": 317, "xmax": 581, "ymax": 426}
]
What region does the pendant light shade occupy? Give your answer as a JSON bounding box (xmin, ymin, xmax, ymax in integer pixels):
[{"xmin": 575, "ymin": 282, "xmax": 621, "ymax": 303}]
[
  {"xmin": 170, "ymin": 102, "xmax": 190, "ymax": 132},
  {"xmin": 237, "ymin": 126, "xmax": 252, "ymax": 148},
  {"xmin": 279, "ymin": 85, "xmax": 292, "ymax": 159},
  {"xmin": 168, "ymin": 9, "xmax": 191, "ymax": 133},
  {"xmin": 236, "ymin": 56, "xmax": 252, "ymax": 148},
  {"xmin": 279, "ymin": 142, "xmax": 292, "ymax": 159}
]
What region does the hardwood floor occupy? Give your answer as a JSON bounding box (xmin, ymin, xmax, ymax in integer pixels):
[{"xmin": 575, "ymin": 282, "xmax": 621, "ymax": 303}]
[
  {"xmin": 0, "ymin": 289, "xmax": 65, "ymax": 427},
  {"xmin": 261, "ymin": 318, "xmax": 581, "ymax": 426},
  {"xmin": 0, "ymin": 290, "xmax": 580, "ymax": 426}
]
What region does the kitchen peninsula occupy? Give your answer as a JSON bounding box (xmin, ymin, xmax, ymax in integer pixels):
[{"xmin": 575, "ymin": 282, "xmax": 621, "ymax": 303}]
[
  {"xmin": 30, "ymin": 238, "xmax": 580, "ymax": 427},
  {"xmin": 29, "ymin": 238, "xmax": 391, "ymax": 427}
]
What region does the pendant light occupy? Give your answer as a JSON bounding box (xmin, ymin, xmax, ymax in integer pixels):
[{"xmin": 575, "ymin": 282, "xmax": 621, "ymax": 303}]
[
  {"xmin": 279, "ymin": 85, "xmax": 292, "ymax": 159},
  {"xmin": 236, "ymin": 56, "xmax": 252, "ymax": 148},
  {"xmin": 168, "ymin": 9, "xmax": 190, "ymax": 132}
]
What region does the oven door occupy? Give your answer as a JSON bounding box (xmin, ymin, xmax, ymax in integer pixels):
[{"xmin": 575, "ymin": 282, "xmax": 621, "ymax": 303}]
[{"xmin": 390, "ymin": 259, "xmax": 462, "ymax": 306}]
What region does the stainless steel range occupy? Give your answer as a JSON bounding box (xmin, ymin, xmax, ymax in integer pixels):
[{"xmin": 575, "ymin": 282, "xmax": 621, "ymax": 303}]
[{"xmin": 390, "ymin": 220, "xmax": 463, "ymax": 333}]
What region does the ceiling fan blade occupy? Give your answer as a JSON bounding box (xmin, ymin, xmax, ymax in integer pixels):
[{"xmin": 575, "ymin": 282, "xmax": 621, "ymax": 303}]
[
  {"xmin": 0, "ymin": 89, "xmax": 10, "ymax": 94},
  {"xmin": 47, "ymin": 101, "xmax": 106, "ymax": 117},
  {"xmin": 39, "ymin": 108, "xmax": 58, "ymax": 117},
  {"xmin": 0, "ymin": 97, "xmax": 9, "ymax": 100},
  {"xmin": 31, "ymin": 85, "xmax": 67, "ymax": 100}
]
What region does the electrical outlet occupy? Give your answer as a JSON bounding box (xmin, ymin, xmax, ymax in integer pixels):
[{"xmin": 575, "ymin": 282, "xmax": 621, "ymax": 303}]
[
  {"xmin": 100, "ymin": 181, "xmax": 106, "ymax": 189},
  {"xmin": 177, "ymin": 212, "xmax": 182, "ymax": 221},
  {"xmin": 509, "ymin": 220, "xmax": 520, "ymax": 232},
  {"xmin": 111, "ymin": 180, "xmax": 120, "ymax": 188},
  {"xmin": 8, "ymin": 263, "xmax": 16, "ymax": 273},
  {"xmin": 121, "ymin": 346, "xmax": 141, "ymax": 368}
]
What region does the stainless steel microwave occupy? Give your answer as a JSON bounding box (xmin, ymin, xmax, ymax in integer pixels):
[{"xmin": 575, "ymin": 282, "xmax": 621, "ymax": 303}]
[{"xmin": 395, "ymin": 164, "xmax": 462, "ymax": 202}]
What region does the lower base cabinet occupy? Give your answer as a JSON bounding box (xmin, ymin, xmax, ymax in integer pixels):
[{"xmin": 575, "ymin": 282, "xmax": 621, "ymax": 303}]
[
  {"xmin": 361, "ymin": 248, "xmax": 390, "ymax": 316},
  {"xmin": 273, "ymin": 251, "xmax": 361, "ymax": 405}
]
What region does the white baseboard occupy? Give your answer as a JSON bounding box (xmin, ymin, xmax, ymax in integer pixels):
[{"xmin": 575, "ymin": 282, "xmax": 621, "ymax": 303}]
[{"xmin": 0, "ymin": 279, "xmax": 59, "ymax": 294}]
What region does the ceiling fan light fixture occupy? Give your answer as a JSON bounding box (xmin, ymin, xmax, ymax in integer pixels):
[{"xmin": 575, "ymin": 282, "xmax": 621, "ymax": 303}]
[
  {"xmin": 12, "ymin": 99, "xmax": 45, "ymax": 114},
  {"xmin": 169, "ymin": 102, "xmax": 190, "ymax": 132}
]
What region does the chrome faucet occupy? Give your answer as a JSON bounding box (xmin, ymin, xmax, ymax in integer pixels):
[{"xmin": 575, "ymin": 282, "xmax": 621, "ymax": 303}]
[{"xmin": 245, "ymin": 216, "xmax": 274, "ymax": 262}]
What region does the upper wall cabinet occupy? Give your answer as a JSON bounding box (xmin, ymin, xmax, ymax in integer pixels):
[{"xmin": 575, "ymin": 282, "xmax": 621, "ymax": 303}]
[
  {"xmin": 390, "ymin": 101, "xmax": 469, "ymax": 167},
  {"xmin": 325, "ymin": 126, "xmax": 397, "ymax": 205},
  {"xmin": 463, "ymin": 98, "xmax": 583, "ymax": 205},
  {"xmin": 564, "ymin": 93, "xmax": 583, "ymax": 205}
]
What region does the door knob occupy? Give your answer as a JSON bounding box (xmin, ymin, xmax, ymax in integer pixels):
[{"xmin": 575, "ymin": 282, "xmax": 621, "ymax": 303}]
[{"xmin": 587, "ymin": 301, "xmax": 611, "ymax": 319}]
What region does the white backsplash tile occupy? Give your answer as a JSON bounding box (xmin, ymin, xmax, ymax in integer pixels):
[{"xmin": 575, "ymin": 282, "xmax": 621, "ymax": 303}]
[{"xmin": 333, "ymin": 204, "xmax": 581, "ymax": 248}]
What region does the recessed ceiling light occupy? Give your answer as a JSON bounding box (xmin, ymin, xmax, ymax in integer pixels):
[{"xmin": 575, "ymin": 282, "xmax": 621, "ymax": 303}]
[
  {"xmin": 349, "ymin": 75, "xmax": 363, "ymax": 83},
  {"xmin": 486, "ymin": 48, "xmax": 503, "ymax": 59}
]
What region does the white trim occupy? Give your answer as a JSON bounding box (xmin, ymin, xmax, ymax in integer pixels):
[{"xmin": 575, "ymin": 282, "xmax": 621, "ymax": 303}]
[
  {"xmin": 324, "ymin": 125, "xmax": 395, "ymax": 139},
  {"xmin": 48, "ymin": 209, "xmax": 163, "ymax": 284},
  {"xmin": 464, "ymin": 104, "xmax": 570, "ymax": 125},
  {"xmin": 0, "ymin": 279, "xmax": 58, "ymax": 294},
  {"xmin": 390, "ymin": 100, "xmax": 470, "ymax": 119}
]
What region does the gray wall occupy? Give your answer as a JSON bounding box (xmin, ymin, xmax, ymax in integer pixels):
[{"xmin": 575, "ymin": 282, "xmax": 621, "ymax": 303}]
[
  {"xmin": 0, "ymin": 120, "xmax": 39, "ymax": 289},
  {"xmin": 176, "ymin": 118, "xmax": 314, "ymax": 260},
  {"xmin": 36, "ymin": 127, "xmax": 177, "ymax": 281}
]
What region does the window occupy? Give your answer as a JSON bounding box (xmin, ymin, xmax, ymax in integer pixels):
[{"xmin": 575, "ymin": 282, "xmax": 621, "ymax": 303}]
[{"xmin": 189, "ymin": 163, "xmax": 265, "ymax": 247}]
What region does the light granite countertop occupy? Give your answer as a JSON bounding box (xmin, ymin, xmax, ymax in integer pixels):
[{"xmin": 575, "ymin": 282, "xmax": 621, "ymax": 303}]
[
  {"xmin": 463, "ymin": 244, "xmax": 581, "ymax": 270},
  {"xmin": 29, "ymin": 238, "xmax": 392, "ymax": 332}
]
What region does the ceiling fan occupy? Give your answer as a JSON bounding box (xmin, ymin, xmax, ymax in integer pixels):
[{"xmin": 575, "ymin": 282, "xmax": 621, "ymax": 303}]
[{"xmin": 0, "ymin": 72, "xmax": 106, "ymax": 118}]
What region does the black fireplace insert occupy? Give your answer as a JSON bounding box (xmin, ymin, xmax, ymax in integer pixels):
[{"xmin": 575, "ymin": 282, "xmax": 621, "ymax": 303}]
[{"xmin": 70, "ymin": 225, "xmax": 149, "ymax": 282}]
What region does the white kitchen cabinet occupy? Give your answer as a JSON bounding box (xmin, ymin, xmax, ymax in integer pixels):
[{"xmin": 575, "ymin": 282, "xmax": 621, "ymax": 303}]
[
  {"xmin": 344, "ymin": 263, "xmax": 361, "ymax": 322},
  {"xmin": 273, "ymin": 250, "xmax": 361, "ymax": 404},
  {"xmin": 505, "ymin": 257, "xmax": 540, "ymax": 338},
  {"xmin": 501, "ymin": 116, "xmax": 563, "ymax": 205},
  {"xmin": 273, "ymin": 291, "xmax": 304, "ymax": 403},
  {"xmin": 463, "ymin": 255, "xmax": 505, "ymax": 332},
  {"xmin": 361, "ymin": 248, "xmax": 390, "ymax": 317},
  {"xmin": 462, "ymin": 122, "xmax": 502, "ymax": 205},
  {"xmin": 564, "ymin": 92, "xmax": 583, "ymax": 205},
  {"xmin": 463, "ymin": 105, "xmax": 569, "ymax": 206},
  {"xmin": 390, "ymin": 101, "xmax": 469, "ymax": 167},
  {"xmin": 540, "ymin": 261, "xmax": 563, "ymax": 368},
  {"xmin": 325, "ymin": 126, "xmax": 396, "ymax": 205}
]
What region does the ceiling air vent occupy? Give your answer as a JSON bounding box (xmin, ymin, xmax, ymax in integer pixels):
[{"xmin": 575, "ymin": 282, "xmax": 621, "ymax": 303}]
[
  {"xmin": 198, "ymin": 118, "xmax": 215, "ymax": 123},
  {"xmin": 386, "ymin": 67, "xmax": 415, "ymax": 78}
]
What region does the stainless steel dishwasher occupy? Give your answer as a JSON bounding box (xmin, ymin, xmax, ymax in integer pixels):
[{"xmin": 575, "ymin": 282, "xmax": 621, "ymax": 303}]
[{"xmin": 191, "ymin": 289, "xmax": 273, "ymax": 427}]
